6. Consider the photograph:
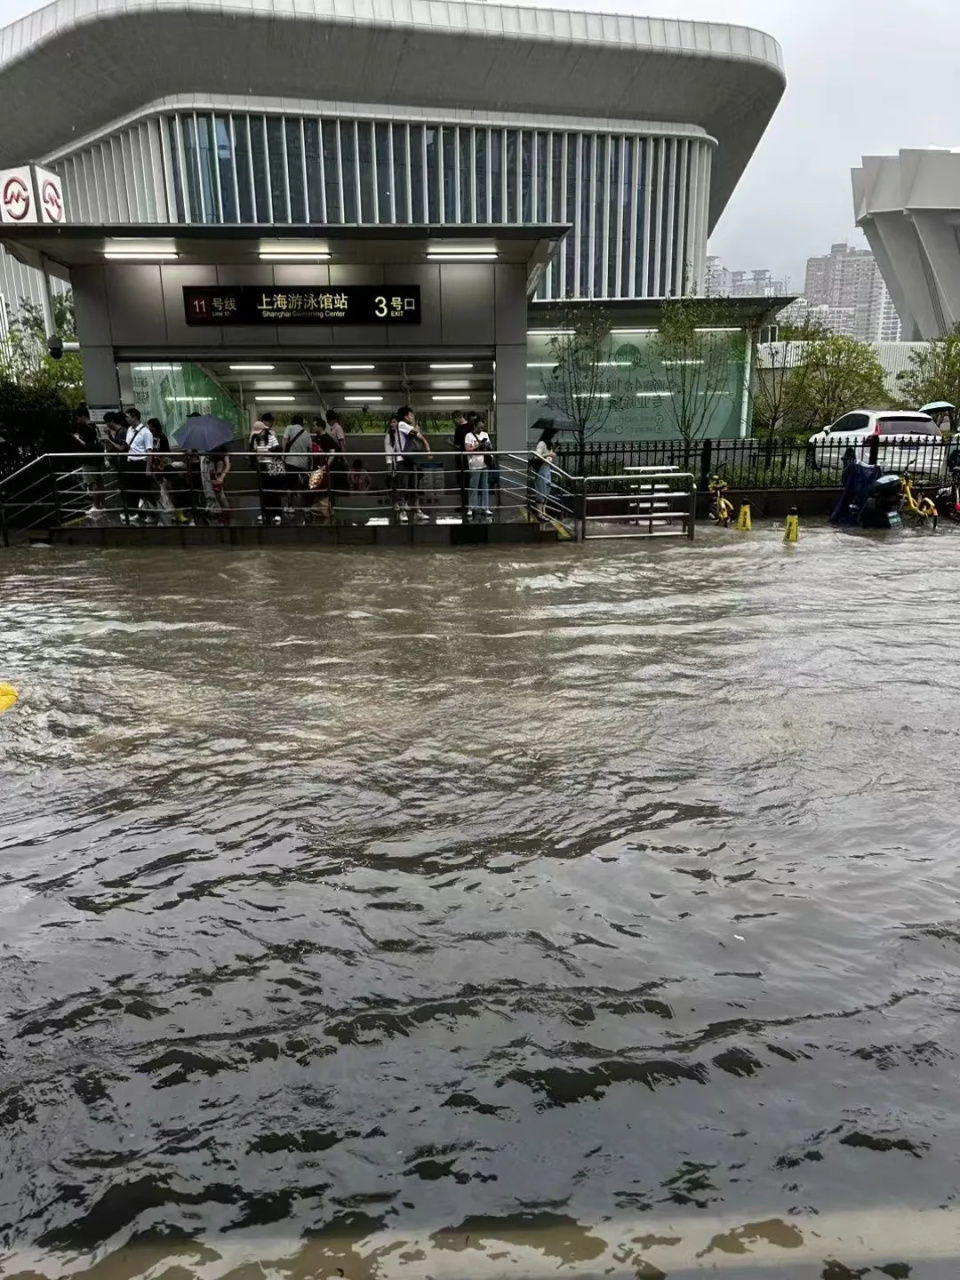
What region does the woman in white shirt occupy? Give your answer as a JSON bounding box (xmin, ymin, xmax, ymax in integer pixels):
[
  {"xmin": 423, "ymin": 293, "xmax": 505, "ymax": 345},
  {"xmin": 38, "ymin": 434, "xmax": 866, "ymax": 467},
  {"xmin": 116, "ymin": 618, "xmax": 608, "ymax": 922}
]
[
  {"xmin": 250, "ymin": 415, "xmax": 283, "ymax": 523},
  {"xmin": 530, "ymin": 422, "xmax": 559, "ymax": 516},
  {"xmin": 464, "ymin": 420, "xmax": 492, "ymax": 520}
]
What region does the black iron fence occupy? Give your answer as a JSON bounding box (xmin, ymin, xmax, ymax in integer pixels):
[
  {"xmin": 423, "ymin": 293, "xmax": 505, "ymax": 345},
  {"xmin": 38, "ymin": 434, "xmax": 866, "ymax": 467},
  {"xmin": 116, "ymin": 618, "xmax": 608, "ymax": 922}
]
[{"xmin": 557, "ymin": 436, "xmax": 953, "ymax": 492}]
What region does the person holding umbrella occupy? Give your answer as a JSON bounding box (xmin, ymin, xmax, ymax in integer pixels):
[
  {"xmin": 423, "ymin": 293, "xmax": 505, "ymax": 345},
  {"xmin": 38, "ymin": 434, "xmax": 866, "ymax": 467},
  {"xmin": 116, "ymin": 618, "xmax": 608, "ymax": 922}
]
[{"xmin": 171, "ymin": 413, "xmax": 236, "ymax": 524}]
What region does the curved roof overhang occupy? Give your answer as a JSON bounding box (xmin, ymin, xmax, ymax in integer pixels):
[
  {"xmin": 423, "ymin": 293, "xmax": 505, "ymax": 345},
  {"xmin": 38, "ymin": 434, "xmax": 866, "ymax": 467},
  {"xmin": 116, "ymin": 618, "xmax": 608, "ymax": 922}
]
[{"xmin": 0, "ymin": 0, "xmax": 785, "ymax": 229}]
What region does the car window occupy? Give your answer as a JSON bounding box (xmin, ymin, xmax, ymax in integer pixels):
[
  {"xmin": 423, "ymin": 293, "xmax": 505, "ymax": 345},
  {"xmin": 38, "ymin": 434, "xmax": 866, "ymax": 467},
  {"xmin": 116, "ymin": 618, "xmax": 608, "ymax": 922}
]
[
  {"xmin": 832, "ymin": 413, "xmax": 868, "ymax": 434},
  {"xmin": 830, "ymin": 414, "xmax": 858, "ymax": 433},
  {"xmin": 878, "ymin": 417, "xmax": 941, "ymax": 437}
]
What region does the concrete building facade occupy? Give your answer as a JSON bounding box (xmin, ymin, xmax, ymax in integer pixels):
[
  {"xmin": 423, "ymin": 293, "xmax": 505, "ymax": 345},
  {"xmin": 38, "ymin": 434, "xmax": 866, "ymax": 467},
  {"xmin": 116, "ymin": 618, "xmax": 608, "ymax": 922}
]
[{"xmin": 853, "ymin": 149, "xmax": 960, "ymax": 341}]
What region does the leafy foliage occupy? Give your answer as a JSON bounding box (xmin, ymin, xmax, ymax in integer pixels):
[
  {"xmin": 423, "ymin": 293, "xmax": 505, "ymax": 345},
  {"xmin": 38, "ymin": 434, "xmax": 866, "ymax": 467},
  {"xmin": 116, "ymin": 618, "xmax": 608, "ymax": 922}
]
[
  {"xmin": 1, "ymin": 292, "xmax": 84, "ymax": 405},
  {"xmin": 751, "ymin": 318, "xmax": 827, "ymax": 439},
  {"xmin": 782, "ymin": 334, "xmax": 889, "ymax": 436},
  {"xmin": 894, "ymin": 326, "xmax": 960, "ymax": 413},
  {"xmin": 650, "ymin": 298, "xmax": 746, "ymax": 444},
  {"xmin": 540, "ymin": 306, "xmax": 630, "ymax": 458}
]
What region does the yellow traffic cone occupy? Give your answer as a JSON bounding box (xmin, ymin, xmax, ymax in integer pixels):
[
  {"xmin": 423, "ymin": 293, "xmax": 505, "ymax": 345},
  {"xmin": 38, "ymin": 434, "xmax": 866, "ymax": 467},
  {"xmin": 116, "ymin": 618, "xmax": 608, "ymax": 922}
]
[
  {"xmin": 0, "ymin": 684, "xmax": 18, "ymax": 715},
  {"xmin": 784, "ymin": 508, "xmax": 799, "ymax": 543},
  {"xmin": 736, "ymin": 502, "xmax": 752, "ymax": 531}
]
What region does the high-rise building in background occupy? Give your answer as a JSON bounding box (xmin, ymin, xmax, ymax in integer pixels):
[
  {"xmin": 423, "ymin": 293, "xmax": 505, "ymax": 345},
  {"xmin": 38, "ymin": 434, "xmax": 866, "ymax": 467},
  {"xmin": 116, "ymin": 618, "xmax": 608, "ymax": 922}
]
[
  {"xmin": 801, "ymin": 242, "xmax": 901, "ymax": 342},
  {"xmin": 704, "ymin": 256, "xmax": 786, "ymax": 298}
]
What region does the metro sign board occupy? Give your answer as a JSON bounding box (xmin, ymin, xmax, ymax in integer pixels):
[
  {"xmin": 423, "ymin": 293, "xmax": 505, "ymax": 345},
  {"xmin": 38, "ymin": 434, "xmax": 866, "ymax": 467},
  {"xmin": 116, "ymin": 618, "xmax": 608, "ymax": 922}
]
[
  {"xmin": 34, "ymin": 166, "xmax": 65, "ymax": 224},
  {"xmin": 0, "ymin": 167, "xmax": 35, "ymax": 224}
]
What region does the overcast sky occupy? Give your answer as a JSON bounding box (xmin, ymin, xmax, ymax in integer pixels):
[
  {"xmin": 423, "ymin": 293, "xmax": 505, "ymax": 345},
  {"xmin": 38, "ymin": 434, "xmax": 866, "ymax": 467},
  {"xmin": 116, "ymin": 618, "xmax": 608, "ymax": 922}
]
[{"xmin": 1, "ymin": 0, "xmax": 956, "ymax": 291}]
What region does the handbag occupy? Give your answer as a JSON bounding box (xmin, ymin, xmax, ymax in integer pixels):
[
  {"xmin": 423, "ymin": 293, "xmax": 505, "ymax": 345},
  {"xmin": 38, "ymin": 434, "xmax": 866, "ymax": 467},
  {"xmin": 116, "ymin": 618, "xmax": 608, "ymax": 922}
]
[{"xmin": 528, "ymin": 452, "xmax": 545, "ymax": 472}]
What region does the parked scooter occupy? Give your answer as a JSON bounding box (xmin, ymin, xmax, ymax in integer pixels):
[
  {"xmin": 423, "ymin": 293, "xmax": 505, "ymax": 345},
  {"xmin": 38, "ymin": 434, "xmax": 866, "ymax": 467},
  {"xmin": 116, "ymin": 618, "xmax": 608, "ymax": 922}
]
[{"xmin": 830, "ymin": 460, "xmax": 903, "ymax": 529}]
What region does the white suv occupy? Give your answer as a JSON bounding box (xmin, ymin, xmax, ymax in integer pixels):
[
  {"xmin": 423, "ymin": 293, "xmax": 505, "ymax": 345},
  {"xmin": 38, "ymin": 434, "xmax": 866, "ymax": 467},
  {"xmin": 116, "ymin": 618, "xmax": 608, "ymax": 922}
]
[{"xmin": 809, "ymin": 410, "xmax": 946, "ymax": 476}]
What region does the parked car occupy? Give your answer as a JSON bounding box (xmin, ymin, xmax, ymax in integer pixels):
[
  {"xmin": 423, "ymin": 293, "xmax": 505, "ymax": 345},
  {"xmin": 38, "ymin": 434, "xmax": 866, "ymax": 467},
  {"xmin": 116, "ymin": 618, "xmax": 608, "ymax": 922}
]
[{"xmin": 809, "ymin": 410, "xmax": 947, "ymax": 476}]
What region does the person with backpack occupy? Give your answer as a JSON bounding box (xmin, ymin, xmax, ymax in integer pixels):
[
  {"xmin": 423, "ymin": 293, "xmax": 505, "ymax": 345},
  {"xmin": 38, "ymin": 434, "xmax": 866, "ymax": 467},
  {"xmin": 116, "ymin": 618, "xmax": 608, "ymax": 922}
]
[
  {"xmin": 464, "ymin": 418, "xmax": 492, "ymax": 520},
  {"xmin": 282, "ymin": 413, "xmax": 312, "ymax": 517},
  {"xmin": 393, "ymin": 406, "xmax": 431, "ymax": 522}
]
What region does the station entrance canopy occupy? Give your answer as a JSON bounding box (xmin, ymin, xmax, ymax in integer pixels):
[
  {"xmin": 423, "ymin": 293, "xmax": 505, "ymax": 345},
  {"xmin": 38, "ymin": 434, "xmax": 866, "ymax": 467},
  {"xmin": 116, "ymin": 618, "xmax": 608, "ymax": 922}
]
[{"xmin": 0, "ymin": 224, "xmax": 568, "ymax": 450}]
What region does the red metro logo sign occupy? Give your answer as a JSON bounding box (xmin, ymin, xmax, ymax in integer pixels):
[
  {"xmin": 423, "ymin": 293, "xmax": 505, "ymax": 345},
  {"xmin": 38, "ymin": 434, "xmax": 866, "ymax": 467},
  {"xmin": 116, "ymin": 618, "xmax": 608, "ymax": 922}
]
[
  {"xmin": 2, "ymin": 175, "xmax": 31, "ymax": 222},
  {"xmin": 40, "ymin": 178, "xmax": 63, "ymax": 224}
]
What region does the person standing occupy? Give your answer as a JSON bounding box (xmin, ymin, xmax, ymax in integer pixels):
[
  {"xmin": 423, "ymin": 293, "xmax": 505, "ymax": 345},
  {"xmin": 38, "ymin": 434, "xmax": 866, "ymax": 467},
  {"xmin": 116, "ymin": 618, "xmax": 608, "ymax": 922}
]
[
  {"xmin": 530, "ymin": 421, "xmax": 559, "ymax": 518},
  {"xmin": 124, "ymin": 408, "xmax": 156, "ymax": 521},
  {"xmin": 452, "ymin": 411, "xmax": 470, "ymax": 513},
  {"xmin": 70, "ymin": 405, "xmax": 105, "ymax": 514},
  {"xmin": 464, "ymin": 418, "xmax": 492, "ymax": 520},
  {"xmin": 394, "ymin": 406, "xmax": 431, "ymax": 522},
  {"xmin": 282, "ymin": 413, "xmax": 312, "ymax": 518},
  {"xmin": 250, "ymin": 413, "xmax": 283, "ymax": 524},
  {"xmin": 325, "ymin": 409, "xmax": 347, "ymax": 454}
]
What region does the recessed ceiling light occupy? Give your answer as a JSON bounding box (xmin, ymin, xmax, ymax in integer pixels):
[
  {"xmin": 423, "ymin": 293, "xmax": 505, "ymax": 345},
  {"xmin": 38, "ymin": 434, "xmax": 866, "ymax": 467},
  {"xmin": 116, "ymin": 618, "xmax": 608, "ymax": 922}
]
[
  {"xmin": 256, "ymin": 395, "xmax": 294, "ymax": 402},
  {"xmin": 432, "ymin": 381, "xmax": 470, "ymax": 389},
  {"xmin": 432, "ymin": 395, "xmax": 472, "ymax": 402},
  {"xmin": 104, "ymin": 248, "xmax": 178, "ymax": 260},
  {"xmin": 230, "ymin": 364, "xmax": 275, "ymax": 371},
  {"xmin": 428, "ymin": 252, "xmax": 498, "ymax": 261},
  {"xmin": 132, "ymin": 364, "xmax": 182, "ymax": 372},
  {"xmin": 527, "ymin": 329, "xmax": 575, "ymax": 336},
  {"xmin": 330, "ymin": 364, "xmax": 375, "ymax": 370},
  {"xmin": 429, "ymin": 363, "xmax": 474, "ymax": 370},
  {"xmin": 259, "ymin": 246, "xmax": 330, "ymax": 260},
  {"xmin": 344, "ymin": 395, "xmax": 383, "ymax": 402}
]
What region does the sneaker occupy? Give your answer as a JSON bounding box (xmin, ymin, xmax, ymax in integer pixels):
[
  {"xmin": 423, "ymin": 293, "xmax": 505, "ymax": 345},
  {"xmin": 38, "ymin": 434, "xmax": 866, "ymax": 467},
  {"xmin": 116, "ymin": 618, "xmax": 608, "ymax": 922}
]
[
  {"xmin": 398, "ymin": 510, "xmax": 409, "ymax": 522},
  {"xmin": 483, "ymin": 509, "xmax": 493, "ymax": 520},
  {"xmin": 465, "ymin": 508, "xmax": 474, "ymax": 520},
  {"xmin": 272, "ymin": 515, "xmax": 282, "ymax": 525},
  {"xmin": 414, "ymin": 509, "xmax": 430, "ymax": 522}
]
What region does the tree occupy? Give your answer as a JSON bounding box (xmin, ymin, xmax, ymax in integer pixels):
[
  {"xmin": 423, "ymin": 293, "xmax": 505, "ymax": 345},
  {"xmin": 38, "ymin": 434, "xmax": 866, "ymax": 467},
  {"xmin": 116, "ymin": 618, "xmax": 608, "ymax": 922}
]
[
  {"xmin": 646, "ymin": 298, "xmax": 746, "ymax": 448},
  {"xmin": 894, "ymin": 326, "xmax": 960, "ymax": 412},
  {"xmin": 1, "ymin": 292, "xmax": 84, "ymax": 405},
  {"xmin": 751, "ymin": 318, "xmax": 827, "ymax": 440},
  {"xmin": 539, "ymin": 305, "xmax": 630, "ymax": 467},
  {"xmin": 784, "ymin": 333, "xmax": 888, "ymax": 434}
]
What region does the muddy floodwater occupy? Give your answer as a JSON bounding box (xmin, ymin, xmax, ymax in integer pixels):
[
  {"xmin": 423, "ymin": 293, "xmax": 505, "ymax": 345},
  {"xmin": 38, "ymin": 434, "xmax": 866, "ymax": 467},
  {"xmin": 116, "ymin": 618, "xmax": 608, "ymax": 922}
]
[{"xmin": 1, "ymin": 526, "xmax": 959, "ymax": 1280}]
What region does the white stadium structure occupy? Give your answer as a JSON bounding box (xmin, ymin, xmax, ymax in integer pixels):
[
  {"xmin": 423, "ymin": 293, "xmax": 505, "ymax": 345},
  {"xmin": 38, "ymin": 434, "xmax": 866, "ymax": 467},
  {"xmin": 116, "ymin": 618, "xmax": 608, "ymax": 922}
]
[
  {"xmin": 854, "ymin": 149, "xmax": 960, "ymax": 342},
  {"xmin": 0, "ymin": 0, "xmax": 785, "ymax": 311}
]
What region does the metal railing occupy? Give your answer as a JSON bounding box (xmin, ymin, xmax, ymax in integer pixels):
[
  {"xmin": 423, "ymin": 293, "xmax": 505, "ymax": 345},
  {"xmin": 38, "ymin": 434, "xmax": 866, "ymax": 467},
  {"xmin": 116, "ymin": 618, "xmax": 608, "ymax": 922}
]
[
  {"xmin": 558, "ymin": 436, "xmax": 954, "ymax": 491},
  {"xmin": 583, "ymin": 466, "xmax": 696, "ymax": 540},
  {"xmin": 0, "ymin": 448, "xmax": 702, "ymax": 546}
]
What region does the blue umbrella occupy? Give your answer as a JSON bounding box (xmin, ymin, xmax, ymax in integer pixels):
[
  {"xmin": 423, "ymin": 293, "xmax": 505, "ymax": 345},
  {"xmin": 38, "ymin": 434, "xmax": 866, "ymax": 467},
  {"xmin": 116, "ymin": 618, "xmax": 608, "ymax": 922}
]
[{"xmin": 172, "ymin": 414, "xmax": 236, "ymax": 452}]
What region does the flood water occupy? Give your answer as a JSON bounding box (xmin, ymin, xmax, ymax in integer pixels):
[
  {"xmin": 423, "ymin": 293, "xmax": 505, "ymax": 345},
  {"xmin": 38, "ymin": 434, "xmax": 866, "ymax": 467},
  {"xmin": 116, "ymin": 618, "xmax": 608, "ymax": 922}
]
[{"xmin": 1, "ymin": 527, "xmax": 959, "ymax": 1280}]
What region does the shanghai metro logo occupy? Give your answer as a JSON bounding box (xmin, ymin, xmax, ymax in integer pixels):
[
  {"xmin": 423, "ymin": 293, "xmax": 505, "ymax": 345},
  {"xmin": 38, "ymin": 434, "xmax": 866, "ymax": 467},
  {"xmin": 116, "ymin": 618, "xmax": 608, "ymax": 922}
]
[
  {"xmin": 2, "ymin": 175, "xmax": 31, "ymax": 221},
  {"xmin": 41, "ymin": 179, "xmax": 63, "ymax": 223}
]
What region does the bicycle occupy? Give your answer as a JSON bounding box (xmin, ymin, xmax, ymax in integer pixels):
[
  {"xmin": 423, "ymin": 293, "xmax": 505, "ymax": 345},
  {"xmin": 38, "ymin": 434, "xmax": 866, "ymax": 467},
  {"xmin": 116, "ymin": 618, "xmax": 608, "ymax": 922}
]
[
  {"xmin": 899, "ymin": 472, "xmax": 938, "ymax": 529},
  {"xmin": 708, "ymin": 476, "xmax": 734, "ymax": 527}
]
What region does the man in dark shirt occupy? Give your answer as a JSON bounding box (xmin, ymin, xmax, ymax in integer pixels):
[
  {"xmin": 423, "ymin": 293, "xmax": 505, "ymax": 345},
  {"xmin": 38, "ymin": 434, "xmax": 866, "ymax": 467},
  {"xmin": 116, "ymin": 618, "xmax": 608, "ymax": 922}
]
[
  {"xmin": 452, "ymin": 411, "xmax": 470, "ymax": 514},
  {"xmin": 70, "ymin": 404, "xmax": 105, "ymax": 512}
]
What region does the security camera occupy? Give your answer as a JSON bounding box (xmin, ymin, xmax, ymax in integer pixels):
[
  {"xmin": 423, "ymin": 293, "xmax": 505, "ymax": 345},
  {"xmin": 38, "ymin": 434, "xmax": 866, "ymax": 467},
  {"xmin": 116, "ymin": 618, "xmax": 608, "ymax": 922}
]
[{"xmin": 46, "ymin": 334, "xmax": 64, "ymax": 361}]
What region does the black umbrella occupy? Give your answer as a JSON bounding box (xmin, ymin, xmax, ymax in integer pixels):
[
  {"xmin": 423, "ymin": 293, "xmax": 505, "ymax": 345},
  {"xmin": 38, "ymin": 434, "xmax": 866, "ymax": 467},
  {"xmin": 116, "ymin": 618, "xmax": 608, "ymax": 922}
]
[{"xmin": 172, "ymin": 414, "xmax": 236, "ymax": 452}]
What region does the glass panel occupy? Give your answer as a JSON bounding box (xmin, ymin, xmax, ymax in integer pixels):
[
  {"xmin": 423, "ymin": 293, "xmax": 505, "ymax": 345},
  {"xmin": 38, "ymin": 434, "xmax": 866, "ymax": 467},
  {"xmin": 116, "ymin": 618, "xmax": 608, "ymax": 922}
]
[
  {"xmin": 580, "ymin": 135, "xmax": 593, "ymax": 295},
  {"xmin": 536, "ymin": 132, "xmax": 548, "ymax": 222},
  {"xmin": 234, "ymin": 116, "xmax": 254, "ymax": 222},
  {"xmin": 621, "ymin": 138, "xmax": 633, "ymax": 296},
  {"xmin": 491, "ymin": 129, "xmax": 502, "ymax": 221},
  {"xmin": 285, "ymin": 118, "xmax": 306, "ymax": 221},
  {"xmin": 250, "ymin": 115, "xmax": 271, "ymax": 222},
  {"xmin": 552, "ymin": 134, "xmax": 563, "ymax": 221},
  {"xmin": 425, "ymin": 126, "xmax": 439, "ymax": 222},
  {"xmin": 521, "ymin": 130, "xmax": 532, "ymax": 222},
  {"xmin": 340, "ymin": 121, "xmax": 358, "ymax": 222},
  {"xmin": 607, "ymin": 137, "xmax": 620, "ymax": 296},
  {"xmin": 180, "ymin": 116, "xmax": 202, "ymax": 223},
  {"xmin": 303, "ymin": 118, "xmax": 323, "ymax": 220},
  {"xmin": 594, "ymin": 134, "xmax": 606, "ymax": 296},
  {"xmin": 375, "ymin": 122, "xmax": 391, "ymax": 220},
  {"xmin": 392, "ymin": 124, "xmax": 409, "ymax": 222},
  {"xmin": 266, "ymin": 116, "xmax": 288, "ymax": 221},
  {"xmin": 216, "ymin": 115, "xmax": 237, "ymax": 222},
  {"xmin": 357, "ymin": 121, "xmax": 375, "ymax": 221},
  {"xmin": 459, "ymin": 127, "xmax": 472, "ymax": 222},
  {"xmin": 196, "ymin": 115, "xmax": 217, "ymax": 221},
  {"xmin": 167, "ymin": 118, "xmax": 186, "ymax": 220},
  {"xmin": 565, "ymin": 137, "xmax": 578, "ymax": 295},
  {"xmin": 441, "ymin": 126, "xmax": 456, "ymax": 220},
  {"xmin": 505, "ymin": 129, "xmax": 518, "ymax": 222},
  {"xmin": 475, "ymin": 128, "xmax": 488, "ymax": 221},
  {"xmin": 321, "ymin": 120, "xmax": 340, "ymax": 222},
  {"xmin": 647, "ymin": 139, "xmax": 660, "ymax": 294},
  {"xmin": 118, "ymin": 132, "xmax": 136, "ymax": 221},
  {"xmin": 409, "ymin": 125, "xmax": 425, "ymax": 221}
]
